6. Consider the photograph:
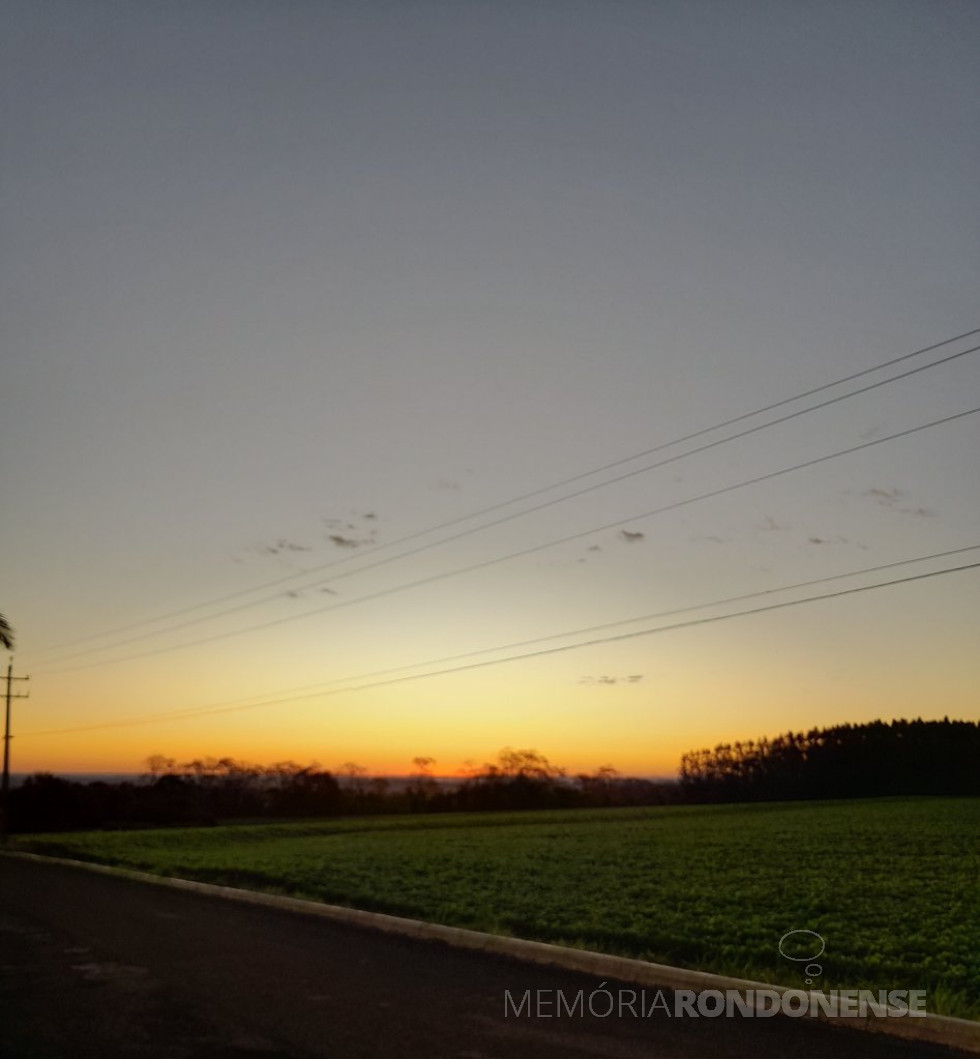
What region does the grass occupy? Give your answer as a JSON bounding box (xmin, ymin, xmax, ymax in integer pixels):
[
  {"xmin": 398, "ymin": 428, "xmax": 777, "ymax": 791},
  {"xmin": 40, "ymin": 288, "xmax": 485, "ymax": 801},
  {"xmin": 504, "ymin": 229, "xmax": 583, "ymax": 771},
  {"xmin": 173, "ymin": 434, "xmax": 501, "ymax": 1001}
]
[{"xmin": 12, "ymin": 797, "xmax": 980, "ymax": 1019}]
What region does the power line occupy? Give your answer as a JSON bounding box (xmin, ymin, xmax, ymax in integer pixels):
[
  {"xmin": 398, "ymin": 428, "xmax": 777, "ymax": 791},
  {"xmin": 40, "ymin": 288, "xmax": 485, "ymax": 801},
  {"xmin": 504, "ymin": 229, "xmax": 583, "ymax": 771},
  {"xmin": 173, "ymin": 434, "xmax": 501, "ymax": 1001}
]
[
  {"xmin": 33, "ymin": 403, "xmax": 980, "ymax": 676},
  {"xmin": 29, "ymin": 336, "xmax": 980, "ymax": 663},
  {"xmin": 26, "ymin": 543, "xmax": 980, "ymax": 731},
  {"xmin": 29, "ymin": 345, "xmax": 980, "ymax": 670},
  {"xmin": 25, "ymin": 327, "xmax": 980, "ymax": 661},
  {"xmin": 161, "ymin": 541, "xmax": 980, "ymax": 707},
  {"xmin": 22, "ymin": 556, "xmax": 980, "ymax": 737}
]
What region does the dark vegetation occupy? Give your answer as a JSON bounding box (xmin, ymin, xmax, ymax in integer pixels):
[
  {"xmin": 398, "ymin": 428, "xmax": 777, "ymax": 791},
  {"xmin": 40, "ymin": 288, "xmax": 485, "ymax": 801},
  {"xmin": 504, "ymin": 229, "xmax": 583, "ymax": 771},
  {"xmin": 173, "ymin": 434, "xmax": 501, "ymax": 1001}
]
[
  {"xmin": 679, "ymin": 717, "xmax": 980, "ymax": 801},
  {"xmin": 9, "ymin": 718, "xmax": 977, "ymax": 833},
  {"xmin": 9, "ymin": 749, "xmax": 674, "ymax": 832}
]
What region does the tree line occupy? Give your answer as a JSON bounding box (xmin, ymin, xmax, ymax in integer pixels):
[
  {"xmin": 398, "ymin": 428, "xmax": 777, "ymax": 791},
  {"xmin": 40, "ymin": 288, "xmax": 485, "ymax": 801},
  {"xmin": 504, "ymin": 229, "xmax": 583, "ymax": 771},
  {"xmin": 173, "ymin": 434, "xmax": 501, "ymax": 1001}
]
[
  {"xmin": 8, "ymin": 748, "xmax": 677, "ymax": 832},
  {"xmin": 9, "ymin": 718, "xmax": 977, "ymax": 832},
  {"xmin": 679, "ymin": 717, "xmax": 980, "ymax": 801}
]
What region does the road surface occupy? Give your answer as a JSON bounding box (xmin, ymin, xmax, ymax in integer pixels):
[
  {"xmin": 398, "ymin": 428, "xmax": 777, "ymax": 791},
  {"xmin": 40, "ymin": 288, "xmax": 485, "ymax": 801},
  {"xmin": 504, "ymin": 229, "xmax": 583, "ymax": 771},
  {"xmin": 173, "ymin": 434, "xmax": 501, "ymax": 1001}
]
[{"xmin": 0, "ymin": 855, "xmax": 967, "ymax": 1058}]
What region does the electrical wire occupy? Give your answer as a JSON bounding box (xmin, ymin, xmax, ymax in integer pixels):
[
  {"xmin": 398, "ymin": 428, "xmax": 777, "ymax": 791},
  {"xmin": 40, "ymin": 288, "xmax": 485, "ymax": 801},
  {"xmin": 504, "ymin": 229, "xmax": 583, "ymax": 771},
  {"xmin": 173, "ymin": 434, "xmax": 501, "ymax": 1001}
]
[
  {"xmin": 24, "ymin": 542, "xmax": 979, "ymax": 728},
  {"xmin": 25, "ymin": 327, "xmax": 980, "ymax": 662},
  {"xmin": 22, "ymin": 556, "xmax": 980, "ymax": 737},
  {"xmin": 32, "ymin": 403, "xmax": 980, "ymax": 676}
]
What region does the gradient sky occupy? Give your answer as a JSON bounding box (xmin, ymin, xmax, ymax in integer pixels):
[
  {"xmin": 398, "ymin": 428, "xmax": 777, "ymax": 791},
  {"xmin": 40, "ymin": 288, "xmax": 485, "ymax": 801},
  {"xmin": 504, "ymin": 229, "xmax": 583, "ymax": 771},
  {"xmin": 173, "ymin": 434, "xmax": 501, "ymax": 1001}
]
[{"xmin": 2, "ymin": 1, "xmax": 978, "ymax": 778}]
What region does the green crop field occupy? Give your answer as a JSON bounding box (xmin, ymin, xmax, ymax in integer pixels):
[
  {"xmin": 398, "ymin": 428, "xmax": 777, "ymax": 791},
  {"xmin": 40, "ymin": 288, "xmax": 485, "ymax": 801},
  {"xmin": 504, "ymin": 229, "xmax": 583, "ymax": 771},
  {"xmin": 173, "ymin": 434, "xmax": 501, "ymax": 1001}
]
[{"xmin": 12, "ymin": 798, "xmax": 980, "ymax": 1018}]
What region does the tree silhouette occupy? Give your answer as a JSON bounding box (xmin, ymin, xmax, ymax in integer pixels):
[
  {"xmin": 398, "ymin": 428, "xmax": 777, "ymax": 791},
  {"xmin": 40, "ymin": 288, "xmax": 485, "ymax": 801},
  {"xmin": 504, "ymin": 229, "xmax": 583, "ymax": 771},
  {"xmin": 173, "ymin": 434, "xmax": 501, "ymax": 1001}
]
[
  {"xmin": 0, "ymin": 614, "xmax": 13, "ymax": 652},
  {"xmin": 679, "ymin": 718, "xmax": 980, "ymax": 801}
]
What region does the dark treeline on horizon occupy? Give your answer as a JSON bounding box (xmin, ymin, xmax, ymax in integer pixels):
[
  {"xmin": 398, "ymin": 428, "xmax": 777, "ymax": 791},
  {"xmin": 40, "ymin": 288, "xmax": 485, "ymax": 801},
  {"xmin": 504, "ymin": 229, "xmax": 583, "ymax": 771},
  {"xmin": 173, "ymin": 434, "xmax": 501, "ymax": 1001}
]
[
  {"xmin": 679, "ymin": 718, "xmax": 980, "ymax": 802},
  {"xmin": 8, "ymin": 719, "xmax": 978, "ymax": 833},
  {"xmin": 8, "ymin": 748, "xmax": 674, "ymax": 833}
]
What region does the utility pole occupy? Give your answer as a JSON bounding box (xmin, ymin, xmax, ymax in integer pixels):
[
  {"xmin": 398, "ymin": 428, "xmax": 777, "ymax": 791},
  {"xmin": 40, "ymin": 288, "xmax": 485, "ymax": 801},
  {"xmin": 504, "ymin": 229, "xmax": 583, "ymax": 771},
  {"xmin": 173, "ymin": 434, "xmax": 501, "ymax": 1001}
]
[{"xmin": 1, "ymin": 661, "xmax": 30, "ymax": 843}]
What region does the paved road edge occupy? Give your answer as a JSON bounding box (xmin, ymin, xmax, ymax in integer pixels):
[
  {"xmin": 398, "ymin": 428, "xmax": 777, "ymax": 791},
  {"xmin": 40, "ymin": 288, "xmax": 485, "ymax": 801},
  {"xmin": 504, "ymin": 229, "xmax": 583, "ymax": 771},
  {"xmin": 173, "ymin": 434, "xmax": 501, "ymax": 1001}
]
[{"xmin": 4, "ymin": 849, "xmax": 977, "ymax": 1054}]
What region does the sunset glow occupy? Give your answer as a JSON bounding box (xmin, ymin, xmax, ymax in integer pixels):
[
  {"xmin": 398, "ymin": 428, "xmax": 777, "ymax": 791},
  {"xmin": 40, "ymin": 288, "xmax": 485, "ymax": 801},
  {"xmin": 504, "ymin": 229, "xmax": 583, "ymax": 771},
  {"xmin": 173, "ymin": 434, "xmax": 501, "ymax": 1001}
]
[{"xmin": 3, "ymin": 2, "xmax": 978, "ymax": 780}]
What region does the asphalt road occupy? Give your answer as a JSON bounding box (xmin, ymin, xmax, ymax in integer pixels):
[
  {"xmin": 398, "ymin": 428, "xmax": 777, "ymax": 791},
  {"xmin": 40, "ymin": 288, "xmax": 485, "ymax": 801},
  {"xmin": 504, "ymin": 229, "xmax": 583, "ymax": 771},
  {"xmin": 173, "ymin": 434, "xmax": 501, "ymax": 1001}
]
[{"xmin": 0, "ymin": 855, "xmax": 968, "ymax": 1058}]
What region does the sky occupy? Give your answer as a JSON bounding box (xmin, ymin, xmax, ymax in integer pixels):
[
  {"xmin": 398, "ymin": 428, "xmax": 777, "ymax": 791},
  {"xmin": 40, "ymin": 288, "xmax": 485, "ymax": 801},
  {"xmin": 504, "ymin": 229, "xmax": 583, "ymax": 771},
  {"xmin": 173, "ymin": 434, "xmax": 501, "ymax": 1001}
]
[{"xmin": 2, "ymin": 0, "xmax": 978, "ymax": 779}]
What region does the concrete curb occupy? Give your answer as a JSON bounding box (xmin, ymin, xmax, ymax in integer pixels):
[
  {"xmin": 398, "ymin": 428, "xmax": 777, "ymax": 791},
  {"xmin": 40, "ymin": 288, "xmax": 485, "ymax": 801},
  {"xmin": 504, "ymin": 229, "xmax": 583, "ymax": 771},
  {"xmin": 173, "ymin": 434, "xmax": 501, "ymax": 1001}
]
[{"xmin": 4, "ymin": 849, "xmax": 978, "ymax": 1054}]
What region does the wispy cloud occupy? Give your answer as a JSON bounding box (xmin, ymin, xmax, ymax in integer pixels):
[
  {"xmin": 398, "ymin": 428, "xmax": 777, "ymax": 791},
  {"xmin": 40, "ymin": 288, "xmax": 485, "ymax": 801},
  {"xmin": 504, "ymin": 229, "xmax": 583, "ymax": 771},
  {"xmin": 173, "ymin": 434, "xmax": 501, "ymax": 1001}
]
[
  {"xmin": 328, "ymin": 534, "xmax": 362, "ymax": 548},
  {"xmin": 578, "ymin": 674, "xmax": 644, "ymax": 686},
  {"xmin": 282, "ymin": 584, "xmax": 340, "ymax": 602},
  {"xmin": 234, "ymin": 537, "xmax": 313, "ymax": 565},
  {"xmin": 323, "ymin": 512, "xmax": 381, "ymax": 548},
  {"xmin": 807, "ymin": 534, "xmax": 851, "ymax": 546},
  {"xmin": 262, "ymin": 538, "xmax": 310, "ymax": 555},
  {"xmin": 863, "ymin": 488, "xmax": 935, "ymax": 517}
]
